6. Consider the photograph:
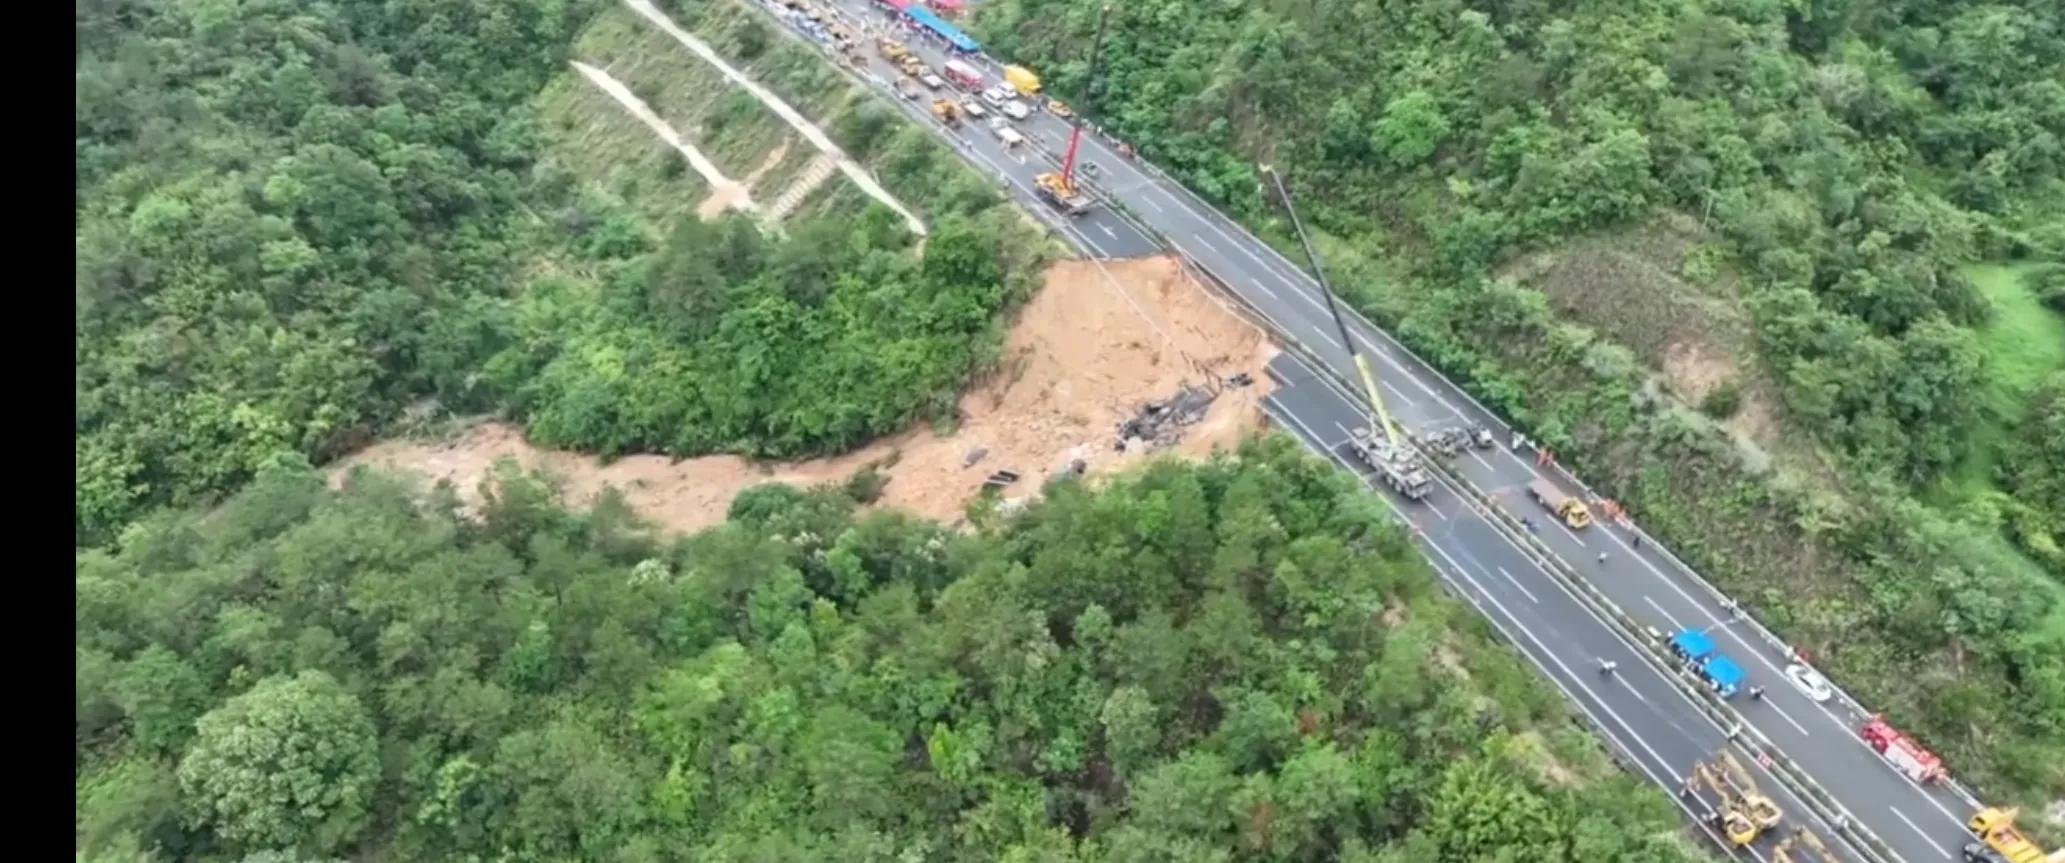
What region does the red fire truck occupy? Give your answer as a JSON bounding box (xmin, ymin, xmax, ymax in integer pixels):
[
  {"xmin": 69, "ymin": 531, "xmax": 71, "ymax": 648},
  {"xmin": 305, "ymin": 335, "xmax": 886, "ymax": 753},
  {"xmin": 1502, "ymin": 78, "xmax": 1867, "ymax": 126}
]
[{"xmin": 1860, "ymin": 716, "xmax": 1945, "ymax": 784}]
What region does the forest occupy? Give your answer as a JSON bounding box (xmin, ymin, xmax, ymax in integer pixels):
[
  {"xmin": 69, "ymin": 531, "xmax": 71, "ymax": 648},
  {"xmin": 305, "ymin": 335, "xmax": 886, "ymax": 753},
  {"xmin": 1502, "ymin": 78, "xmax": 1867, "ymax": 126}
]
[
  {"xmin": 74, "ymin": 0, "xmax": 1039, "ymax": 546},
  {"xmin": 76, "ymin": 439, "xmax": 1715, "ymax": 862},
  {"xmin": 975, "ymin": 0, "xmax": 2065, "ymax": 803}
]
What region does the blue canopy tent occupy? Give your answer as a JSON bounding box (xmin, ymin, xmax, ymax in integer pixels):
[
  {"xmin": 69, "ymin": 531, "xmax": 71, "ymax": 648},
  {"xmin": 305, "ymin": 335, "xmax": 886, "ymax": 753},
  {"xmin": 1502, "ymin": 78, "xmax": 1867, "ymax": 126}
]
[
  {"xmin": 906, "ymin": 6, "xmax": 980, "ymax": 54},
  {"xmin": 1704, "ymin": 656, "xmax": 1745, "ymax": 697},
  {"xmin": 1669, "ymin": 629, "xmax": 1716, "ymax": 662}
]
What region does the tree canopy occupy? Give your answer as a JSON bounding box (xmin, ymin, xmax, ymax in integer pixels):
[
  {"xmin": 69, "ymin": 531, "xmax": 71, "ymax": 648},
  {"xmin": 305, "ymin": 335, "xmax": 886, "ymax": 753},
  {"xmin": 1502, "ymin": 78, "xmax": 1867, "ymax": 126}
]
[{"xmin": 76, "ymin": 440, "xmax": 1712, "ymax": 862}]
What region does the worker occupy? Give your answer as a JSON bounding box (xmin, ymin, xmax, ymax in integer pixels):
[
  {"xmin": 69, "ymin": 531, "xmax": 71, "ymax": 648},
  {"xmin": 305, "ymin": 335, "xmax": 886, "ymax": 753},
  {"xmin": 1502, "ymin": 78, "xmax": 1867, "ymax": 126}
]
[
  {"xmin": 1510, "ymin": 432, "xmax": 1524, "ymax": 450},
  {"xmin": 1597, "ymin": 552, "xmax": 1610, "ymax": 565},
  {"xmin": 1749, "ymin": 685, "xmax": 1767, "ymax": 701},
  {"xmin": 1597, "ymin": 658, "xmax": 1618, "ymax": 676},
  {"xmin": 1521, "ymin": 516, "xmax": 1537, "ymax": 533},
  {"xmin": 1632, "ymin": 534, "xmax": 1644, "ymax": 551}
]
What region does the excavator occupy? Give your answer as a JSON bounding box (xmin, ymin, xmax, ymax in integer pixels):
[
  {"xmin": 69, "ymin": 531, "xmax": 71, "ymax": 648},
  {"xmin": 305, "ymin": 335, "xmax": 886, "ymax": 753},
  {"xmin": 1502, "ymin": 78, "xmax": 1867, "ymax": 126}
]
[
  {"xmin": 931, "ymin": 99, "xmax": 963, "ymax": 130},
  {"xmin": 1773, "ymin": 827, "xmax": 1839, "ymax": 863},
  {"xmin": 1033, "ymin": 5, "xmax": 1107, "ymax": 217},
  {"xmin": 1688, "ymin": 750, "xmax": 1784, "ymax": 847}
]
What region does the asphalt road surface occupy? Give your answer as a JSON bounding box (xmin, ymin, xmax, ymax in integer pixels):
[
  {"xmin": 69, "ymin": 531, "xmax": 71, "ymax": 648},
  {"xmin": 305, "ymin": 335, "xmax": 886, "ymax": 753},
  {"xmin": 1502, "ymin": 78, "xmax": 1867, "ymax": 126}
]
[{"xmin": 754, "ymin": 2, "xmax": 1984, "ymax": 859}]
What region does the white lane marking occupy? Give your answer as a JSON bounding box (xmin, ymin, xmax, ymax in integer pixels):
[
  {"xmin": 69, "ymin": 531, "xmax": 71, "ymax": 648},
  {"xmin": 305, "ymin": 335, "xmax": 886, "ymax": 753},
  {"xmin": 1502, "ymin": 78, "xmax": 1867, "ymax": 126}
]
[
  {"xmin": 1494, "ymin": 566, "xmax": 1540, "ymax": 604},
  {"xmin": 1251, "ymin": 280, "xmax": 1278, "ymax": 300},
  {"xmin": 1329, "ymin": 420, "xmax": 1448, "ymax": 521},
  {"xmin": 1889, "ymin": 806, "xmax": 1954, "ymax": 857},
  {"xmin": 1381, "ymin": 378, "xmax": 1418, "ymax": 407},
  {"xmin": 1466, "ymin": 448, "xmax": 1494, "ymax": 471},
  {"xmin": 1268, "ymin": 400, "xmax": 1783, "ymax": 858},
  {"xmin": 1614, "ymin": 674, "xmax": 1650, "ymax": 703},
  {"xmin": 1763, "ymin": 699, "xmax": 1813, "ymax": 738},
  {"xmin": 1137, "ymin": 194, "xmax": 1165, "ymax": 213},
  {"xmin": 1553, "ymin": 517, "xmax": 1588, "ymax": 546},
  {"xmin": 1429, "ymin": 542, "xmax": 1684, "ymax": 784},
  {"xmin": 1644, "ymin": 595, "xmax": 1687, "ymax": 630},
  {"xmin": 1098, "ymin": 222, "xmax": 1117, "ymax": 239}
]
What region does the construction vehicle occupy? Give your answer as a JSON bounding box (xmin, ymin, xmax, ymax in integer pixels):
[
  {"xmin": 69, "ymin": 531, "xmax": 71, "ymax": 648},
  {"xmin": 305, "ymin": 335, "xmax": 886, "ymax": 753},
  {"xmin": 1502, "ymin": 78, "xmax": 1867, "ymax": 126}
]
[
  {"xmin": 1033, "ymin": 172, "xmax": 1093, "ymax": 215},
  {"xmin": 1967, "ymin": 807, "xmax": 2065, "ymax": 863},
  {"xmin": 1773, "ymin": 828, "xmax": 1839, "ymax": 863},
  {"xmin": 877, "ymin": 37, "xmax": 910, "ymax": 63},
  {"xmin": 899, "ymin": 55, "xmax": 926, "ymax": 78},
  {"xmin": 1689, "ymin": 751, "xmax": 1783, "ymax": 847},
  {"xmin": 1527, "ymin": 478, "xmax": 1593, "ymax": 528},
  {"xmin": 1351, "ymin": 426, "xmax": 1433, "ymax": 499},
  {"xmin": 1004, "ymin": 64, "xmax": 1042, "ymax": 95},
  {"xmin": 1966, "ymin": 844, "xmax": 2012, "ymax": 863},
  {"xmin": 1859, "ymin": 716, "xmax": 1946, "ymax": 784},
  {"xmin": 1668, "ymin": 629, "xmax": 1747, "ymax": 698},
  {"xmin": 931, "ymin": 99, "xmax": 962, "ymax": 129}
]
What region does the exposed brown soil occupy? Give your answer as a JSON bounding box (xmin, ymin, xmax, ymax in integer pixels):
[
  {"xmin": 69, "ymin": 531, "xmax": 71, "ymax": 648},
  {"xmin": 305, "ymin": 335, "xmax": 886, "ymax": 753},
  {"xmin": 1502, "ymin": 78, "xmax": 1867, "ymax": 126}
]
[{"xmin": 337, "ymin": 255, "xmax": 1276, "ymax": 535}]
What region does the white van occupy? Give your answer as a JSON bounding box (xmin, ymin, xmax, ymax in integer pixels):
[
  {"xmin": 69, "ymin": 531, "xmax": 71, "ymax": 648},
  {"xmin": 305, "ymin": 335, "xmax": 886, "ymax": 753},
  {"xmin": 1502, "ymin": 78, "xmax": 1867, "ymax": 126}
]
[{"xmin": 1001, "ymin": 99, "xmax": 1031, "ymax": 121}]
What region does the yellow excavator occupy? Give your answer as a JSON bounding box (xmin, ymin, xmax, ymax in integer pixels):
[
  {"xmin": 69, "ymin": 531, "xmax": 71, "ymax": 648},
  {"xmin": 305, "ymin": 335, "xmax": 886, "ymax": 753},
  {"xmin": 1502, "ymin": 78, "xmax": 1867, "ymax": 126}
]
[
  {"xmin": 1688, "ymin": 750, "xmax": 1784, "ymax": 847},
  {"xmin": 1774, "ymin": 827, "xmax": 1839, "ymax": 863}
]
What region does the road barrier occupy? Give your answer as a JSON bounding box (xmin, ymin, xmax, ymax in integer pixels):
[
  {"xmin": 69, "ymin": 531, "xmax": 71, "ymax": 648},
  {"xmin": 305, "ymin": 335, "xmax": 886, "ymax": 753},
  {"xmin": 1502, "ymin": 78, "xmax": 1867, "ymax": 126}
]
[
  {"xmin": 1174, "ymin": 245, "xmax": 1905, "ymax": 863},
  {"xmin": 727, "ymin": 0, "xmax": 1976, "ymax": 849}
]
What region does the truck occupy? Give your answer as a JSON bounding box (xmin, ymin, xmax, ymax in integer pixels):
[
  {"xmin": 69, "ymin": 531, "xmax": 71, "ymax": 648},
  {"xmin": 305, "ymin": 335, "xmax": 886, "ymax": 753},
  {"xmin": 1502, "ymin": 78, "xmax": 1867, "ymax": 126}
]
[
  {"xmin": 1527, "ymin": 478, "xmax": 1593, "ymax": 529},
  {"xmin": 943, "ymin": 59, "xmax": 983, "ymax": 90},
  {"xmin": 931, "ymin": 99, "xmax": 963, "ymax": 129},
  {"xmin": 1668, "ymin": 629, "xmax": 1745, "ymax": 698},
  {"xmin": 1859, "ymin": 717, "xmax": 1946, "ymax": 784},
  {"xmin": 1033, "ymin": 171, "xmax": 1093, "ymax": 216},
  {"xmin": 1967, "ymin": 808, "xmax": 2065, "ymax": 863},
  {"xmin": 878, "ymin": 38, "xmax": 910, "ymax": 63},
  {"xmin": 1349, "ymin": 426, "xmax": 1432, "ymax": 500},
  {"xmin": 1003, "ymin": 64, "xmax": 1041, "ymax": 95}
]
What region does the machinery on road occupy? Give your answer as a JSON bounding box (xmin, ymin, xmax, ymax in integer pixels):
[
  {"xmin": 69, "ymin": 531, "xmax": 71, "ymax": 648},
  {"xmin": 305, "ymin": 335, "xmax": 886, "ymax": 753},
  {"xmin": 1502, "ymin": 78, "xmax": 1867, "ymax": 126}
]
[
  {"xmin": 1033, "ymin": 4, "xmax": 1108, "ymax": 217},
  {"xmin": 1967, "ymin": 807, "xmax": 2065, "ymax": 863},
  {"xmin": 1773, "ymin": 827, "xmax": 1839, "ymax": 862},
  {"xmin": 930, "ymin": 99, "xmax": 963, "ymax": 129},
  {"xmin": 1689, "ymin": 750, "xmax": 1784, "ymax": 847},
  {"xmin": 1004, "ymin": 64, "xmax": 1041, "ymax": 95},
  {"xmin": 943, "ymin": 58, "xmax": 983, "ymax": 89},
  {"xmin": 878, "ymin": 37, "xmax": 909, "ymax": 63},
  {"xmin": 1350, "ymin": 426, "xmax": 1433, "ymax": 499},
  {"xmin": 1034, "ymin": 173, "xmax": 1093, "ymax": 215},
  {"xmin": 1527, "ymin": 478, "xmax": 1593, "ymax": 528},
  {"xmin": 1859, "ymin": 716, "xmax": 1946, "ymax": 784}
]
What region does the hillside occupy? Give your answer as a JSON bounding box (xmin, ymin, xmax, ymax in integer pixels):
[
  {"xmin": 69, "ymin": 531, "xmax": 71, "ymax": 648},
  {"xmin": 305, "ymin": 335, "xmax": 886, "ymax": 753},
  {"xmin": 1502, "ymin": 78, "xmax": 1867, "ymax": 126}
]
[
  {"xmin": 973, "ymin": 0, "xmax": 2065, "ymax": 802},
  {"xmin": 76, "ymin": 440, "xmax": 1715, "ymax": 862}
]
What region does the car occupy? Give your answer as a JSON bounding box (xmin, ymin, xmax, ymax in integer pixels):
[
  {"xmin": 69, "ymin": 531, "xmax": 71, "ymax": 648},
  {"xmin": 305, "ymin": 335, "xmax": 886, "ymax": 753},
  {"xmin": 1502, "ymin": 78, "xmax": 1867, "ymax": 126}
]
[
  {"xmin": 1784, "ymin": 664, "xmax": 1833, "ymax": 702},
  {"xmin": 981, "ymin": 86, "xmax": 1010, "ymax": 107},
  {"xmin": 959, "ymin": 98, "xmax": 988, "ymax": 118},
  {"xmin": 1047, "ymin": 99, "xmax": 1075, "ymax": 120},
  {"xmin": 1001, "ymin": 99, "xmax": 1032, "ymax": 121},
  {"xmin": 920, "ymin": 73, "xmax": 945, "ymax": 89}
]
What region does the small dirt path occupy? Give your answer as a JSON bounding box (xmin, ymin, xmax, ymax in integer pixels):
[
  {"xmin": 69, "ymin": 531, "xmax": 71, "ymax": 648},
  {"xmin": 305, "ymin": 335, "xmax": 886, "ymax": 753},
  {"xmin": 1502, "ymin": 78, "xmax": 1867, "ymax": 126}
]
[
  {"xmin": 572, "ymin": 60, "xmax": 756, "ymax": 218},
  {"xmin": 623, "ymin": 0, "xmax": 928, "ymax": 236}
]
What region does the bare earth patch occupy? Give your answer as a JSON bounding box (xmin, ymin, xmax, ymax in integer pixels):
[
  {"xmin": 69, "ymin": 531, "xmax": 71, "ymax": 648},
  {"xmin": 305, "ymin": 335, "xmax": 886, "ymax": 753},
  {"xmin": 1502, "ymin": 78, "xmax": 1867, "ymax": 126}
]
[{"xmin": 336, "ymin": 256, "xmax": 1276, "ymax": 535}]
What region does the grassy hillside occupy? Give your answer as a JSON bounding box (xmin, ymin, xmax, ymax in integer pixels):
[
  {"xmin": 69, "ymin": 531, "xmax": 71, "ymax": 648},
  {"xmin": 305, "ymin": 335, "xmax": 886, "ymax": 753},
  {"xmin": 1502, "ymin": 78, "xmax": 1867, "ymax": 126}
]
[
  {"xmin": 75, "ymin": 439, "xmax": 1717, "ymax": 863},
  {"xmin": 973, "ymin": 0, "xmax": 2065, "ymax": 803}
]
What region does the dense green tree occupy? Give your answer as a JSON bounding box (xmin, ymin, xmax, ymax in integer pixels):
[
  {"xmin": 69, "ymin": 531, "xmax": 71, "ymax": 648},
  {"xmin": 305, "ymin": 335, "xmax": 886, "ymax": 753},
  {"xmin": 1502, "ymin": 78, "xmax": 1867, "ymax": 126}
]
[{"xmin": 176, "ymin": 671, "xmax": 379, "ymax": 855}]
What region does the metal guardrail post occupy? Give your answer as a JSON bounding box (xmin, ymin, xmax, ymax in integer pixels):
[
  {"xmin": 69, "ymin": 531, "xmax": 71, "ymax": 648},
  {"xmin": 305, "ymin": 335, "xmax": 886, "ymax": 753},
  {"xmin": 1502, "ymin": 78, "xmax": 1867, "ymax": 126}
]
[{"xmin": 1177, "ymin": 245, "xmax": 1905, "ymax": 863}]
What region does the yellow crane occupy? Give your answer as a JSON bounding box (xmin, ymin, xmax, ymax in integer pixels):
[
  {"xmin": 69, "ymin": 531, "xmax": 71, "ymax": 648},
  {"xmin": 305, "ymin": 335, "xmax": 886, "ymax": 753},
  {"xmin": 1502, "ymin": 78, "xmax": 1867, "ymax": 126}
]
[
  {"xmin": 1774, "ymin": 827, "xmax": 1839, "ymax": 863},
  {"xmin": 1259, "ymin": 165, "xmax": 1431, "ymax": 501},
  {"xmin": 1687, "ymin": 750, "xmax": 1783, "ymax": 847}
]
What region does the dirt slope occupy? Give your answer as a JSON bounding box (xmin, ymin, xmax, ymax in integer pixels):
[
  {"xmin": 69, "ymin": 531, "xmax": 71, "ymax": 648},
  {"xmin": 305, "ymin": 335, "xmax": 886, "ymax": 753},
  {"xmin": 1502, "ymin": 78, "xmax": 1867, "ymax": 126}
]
[{"xmin": 337, "ymin": 256, "xmax": 1276, "ymax": 535}]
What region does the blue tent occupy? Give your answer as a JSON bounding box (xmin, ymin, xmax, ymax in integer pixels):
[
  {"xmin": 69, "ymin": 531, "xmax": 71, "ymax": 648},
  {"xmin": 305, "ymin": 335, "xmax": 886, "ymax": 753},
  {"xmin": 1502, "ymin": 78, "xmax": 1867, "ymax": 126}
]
[
  {"xmin": 1704, "ymin": 656, "xmax": 1745, "ymax": 696},
  {"xmin": 906, "ymin": 6, "xmax": 980, "ymax": 54},
  {"xmin": 1669, "ymin": 629, "xmax": 1715, "ymax": 662}
]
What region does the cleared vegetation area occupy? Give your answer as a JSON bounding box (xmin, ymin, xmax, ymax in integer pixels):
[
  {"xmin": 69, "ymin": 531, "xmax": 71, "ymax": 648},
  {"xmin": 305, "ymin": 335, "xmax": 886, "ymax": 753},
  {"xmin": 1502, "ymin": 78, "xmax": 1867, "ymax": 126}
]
[{"xmin": 976, "ymin": 0, "xmax": 2065, "ymax": 805}]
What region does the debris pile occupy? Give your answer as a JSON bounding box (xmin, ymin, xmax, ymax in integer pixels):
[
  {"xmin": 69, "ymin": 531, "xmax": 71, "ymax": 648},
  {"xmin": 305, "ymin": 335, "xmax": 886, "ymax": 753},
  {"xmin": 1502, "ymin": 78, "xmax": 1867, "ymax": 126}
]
[{"xmin": 1115, "ymin": 385, "xmax": 1219, "ymax": 454}]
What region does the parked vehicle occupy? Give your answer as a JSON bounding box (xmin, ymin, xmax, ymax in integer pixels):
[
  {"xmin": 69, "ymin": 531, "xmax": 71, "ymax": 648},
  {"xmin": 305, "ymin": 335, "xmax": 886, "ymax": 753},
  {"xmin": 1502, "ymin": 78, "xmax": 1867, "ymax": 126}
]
[
  {"xmin": 981, "ymin": 85, "xmax": 1011, "ymax": 107},
  {"xmin": 1002, "ymin": 99, "xmax": 1031, "ymax": 120}
]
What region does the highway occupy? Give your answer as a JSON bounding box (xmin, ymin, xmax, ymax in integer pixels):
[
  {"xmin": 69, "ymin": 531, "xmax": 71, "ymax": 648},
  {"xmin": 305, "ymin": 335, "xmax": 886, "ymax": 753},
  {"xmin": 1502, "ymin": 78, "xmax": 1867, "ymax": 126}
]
[{"xmin": 743, "ymin": 1, "xmax": 1985, "ymax": 860}]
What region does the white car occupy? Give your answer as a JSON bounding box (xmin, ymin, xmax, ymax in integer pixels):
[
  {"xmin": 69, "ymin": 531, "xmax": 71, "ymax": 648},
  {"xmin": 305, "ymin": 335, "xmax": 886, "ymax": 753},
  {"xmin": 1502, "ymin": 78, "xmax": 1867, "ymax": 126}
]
[
  {"xmin": 920, "ymin": 73, "xmax": 945, "ymax": 90},
  {"xmin": 1784, "ymin": 664, "xmax": 1833, "ymax": 702},
  {"xmin": 981, "ymin": 86, "xmax": 1011, "ymax": 107},
  {"xmin": 959, "ymin": 98, "xmax": 988, "ymax": 118},
  {"xmin": 1001, "ymin": 99, "xmax": 1031, "ymax": 121}
]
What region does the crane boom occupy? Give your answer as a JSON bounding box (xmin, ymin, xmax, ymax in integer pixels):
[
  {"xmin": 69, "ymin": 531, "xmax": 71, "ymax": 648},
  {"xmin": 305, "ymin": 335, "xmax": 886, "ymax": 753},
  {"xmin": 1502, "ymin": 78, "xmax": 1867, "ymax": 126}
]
[{"xmin": 1261, "ymin": 166, "xmax": 1400, "ymax": 447}]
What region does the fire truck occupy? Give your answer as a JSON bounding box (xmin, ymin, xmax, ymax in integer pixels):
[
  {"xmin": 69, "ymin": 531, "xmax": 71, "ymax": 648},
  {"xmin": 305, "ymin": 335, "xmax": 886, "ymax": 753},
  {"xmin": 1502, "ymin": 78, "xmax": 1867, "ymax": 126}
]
[{"xmin": 1859, "ymin": 716, "xmax": 1945, "ymax": 784}]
